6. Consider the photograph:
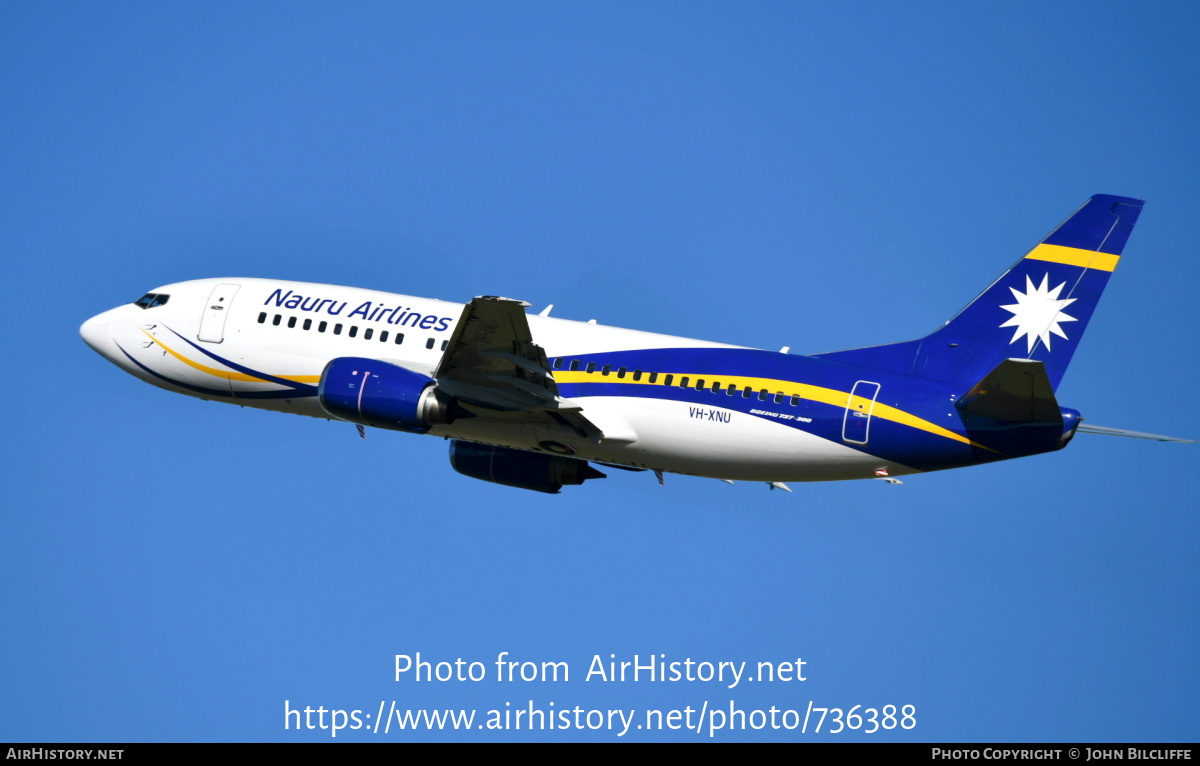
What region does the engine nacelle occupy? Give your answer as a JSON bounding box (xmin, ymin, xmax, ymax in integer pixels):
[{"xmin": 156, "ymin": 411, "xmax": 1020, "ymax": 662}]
[
  {"xmin": 449, "ymin": 440, "xmax": 606, "ymax": 494},
  {"xmin": 319, "ymin": 357, "xmax": 448, "ymax": 433}
]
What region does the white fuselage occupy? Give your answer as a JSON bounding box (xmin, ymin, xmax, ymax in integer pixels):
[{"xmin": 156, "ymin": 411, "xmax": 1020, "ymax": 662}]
[{"xmin": 81, "ymin": 278, "xmax": 905, "ymax": 484}]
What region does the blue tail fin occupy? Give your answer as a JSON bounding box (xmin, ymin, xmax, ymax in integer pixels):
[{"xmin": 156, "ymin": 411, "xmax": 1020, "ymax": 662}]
[{"xmin": 814, "ymin": 194, "xmax": 1145, "ymax": 390}]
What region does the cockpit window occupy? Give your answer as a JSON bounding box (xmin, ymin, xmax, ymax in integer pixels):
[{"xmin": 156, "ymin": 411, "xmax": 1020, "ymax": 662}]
[{"xmin": 133, "ymin": 293, "xmax": 170, "ymax": 309}]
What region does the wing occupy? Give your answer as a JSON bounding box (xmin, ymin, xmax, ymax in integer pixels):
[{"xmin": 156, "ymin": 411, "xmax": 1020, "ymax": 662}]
[{"xmin": 433, "ymin": 296, "xmax": 632, "ymax": 443}]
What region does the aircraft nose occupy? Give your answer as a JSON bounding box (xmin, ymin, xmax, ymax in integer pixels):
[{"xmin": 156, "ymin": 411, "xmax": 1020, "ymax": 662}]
[{"xmin": 80, "ymin": 313, "xmax": 110, "ymax": 356}]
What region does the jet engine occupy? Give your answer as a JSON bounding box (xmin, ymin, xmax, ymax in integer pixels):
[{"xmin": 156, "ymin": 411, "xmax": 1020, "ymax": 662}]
[
  {"xmin": 449, "ymin": 440, "xmax": 606, "ymax": 494},
  {"xmin": 318, "ymin": 357, "xmax": 460, "ymax": 432}
]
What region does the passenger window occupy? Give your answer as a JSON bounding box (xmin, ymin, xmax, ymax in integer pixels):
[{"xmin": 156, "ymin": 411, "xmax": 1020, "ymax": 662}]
[
  {"xmin": 257, "ymin": 312, "xmax": 267, "ymax": 324},
  {"xmin": 774, "ymin": 392, "xmax": 785, "ymax": 403},
  {"xmin": 648, "ymin": 372, "xmax": 658, "ymax": 384},
  {"xmin": 617, "ymin": 367, "xmax": 626, "ymax": 379},
  {"xmin": 272, "ymin": 315, "xmax": 281, "ymax": 326},
  {"xmin": 553, "ymin": 358, "xmax": 562, "ymax": 369},
  {"xmin": 318, "ymin": 321, "xmax": 327, "ymax": 333},
  {"xmin": 570, "ymin": 360, "xmax": 580, "ymax": 372},
  {"xmin": 364, "ymin": 328, "xmax": 373, "ymax": 340},
  {"xmin": 758, "ymin": 389, "xmax": 768, "ymax": 401},
  {"xmin": 426, "ymin": 338, "xmax": 434, "ymax": 349},
  {"xmin": 602, "ymin": 365, "xmax": 612, "ymax": 376},
  {"xmin": 726, "ymin": 383, "xmax": 736, "ymax": 395},
  {"xmin": 303, "ymin": 318, "xmax": 312, "ymax": 330},
  {"xmin": 349, "ymin": 326, "xmax": 358, "ymax": 338},
  {"xmin": 287, "ymin": 316, "xmax": 297, "ymax": 328},
  {"xmin": 680, "ymin": 376, "xmax": 689, "ymax": 388},
  {"xmin": 743, "ymin": 386, "xmax": 752, "ymax": 398},
  {"xmin": 333, "ymin": 324, "xmax": 342, "ymax": 335},
  {"xmin": 441, "ymin": 341, "xmax": 448, "ymax": 351},
  {"xmin": 696, "ymin": 379, "xmax": 705, "ymax": 390},
  {"xmin": 632, "ymin": 370, "xmax": 642, "ymax": 381},
  {"xmin": 664, "ymin": 374, "xmax": 673, "ymax": 386},
  {"xmin": 586, "ymin": 362, "xmax": 596, "ymax": 373},
  {"xmin": 394, "ymin": 333, "xmax": 404, "ymax": 345},
  {"xmin": 380, "ymin": 331, "xmax": 389, "ymax": 342},
  {"xmin": 790, "ymin": 395, "xmax": 800, "ymax": 406}
]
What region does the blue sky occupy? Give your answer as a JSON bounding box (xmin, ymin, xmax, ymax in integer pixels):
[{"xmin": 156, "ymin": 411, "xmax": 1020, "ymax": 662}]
[{"xmin": 3, "ymin": 2, "xmax": 1198, "ymax": 742}]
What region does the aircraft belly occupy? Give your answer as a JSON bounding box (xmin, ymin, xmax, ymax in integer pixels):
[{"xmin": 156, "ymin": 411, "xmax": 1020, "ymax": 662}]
[
  {"xmin": 114, "ymin": 329, "xmax": 922, "ymax": 481},
  {"xmin": 438, "ymin": 396, "xmax": 909, "ymax": 483},
  {"xmin": 582, "ymin": 396, "xmax": 904, "ymax": 482}
]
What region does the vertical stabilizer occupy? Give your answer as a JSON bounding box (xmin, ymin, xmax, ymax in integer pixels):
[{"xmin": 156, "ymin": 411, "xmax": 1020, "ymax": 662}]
[{"xmin": 815, "ymin": 194, "xmax": 1144, "ymax": 390}]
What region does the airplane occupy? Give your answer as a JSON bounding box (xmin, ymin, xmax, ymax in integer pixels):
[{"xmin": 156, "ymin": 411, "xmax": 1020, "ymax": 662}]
[{"xmin": 79, "ymin": 194, "xmax": 1189, "ymax": 493}]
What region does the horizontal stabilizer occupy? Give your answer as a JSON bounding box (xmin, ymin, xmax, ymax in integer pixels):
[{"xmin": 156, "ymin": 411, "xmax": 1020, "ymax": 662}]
[
  {"xmin": 1077, "ymin": 425, "xmax": 1195, "ymax": 443},
  {"xmin": 957, "ymin": 358, "xmax": 1061, "ymax": 423}
]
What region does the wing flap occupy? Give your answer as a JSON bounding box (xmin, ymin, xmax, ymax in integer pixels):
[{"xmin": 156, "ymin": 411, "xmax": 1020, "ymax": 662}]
[
  {"xmin": 433, "ymin": 296, "xmax": 633, "ymax": 444},
  {"xmin": 435, "ymin": 296, "xmax": 560, "ymax": 409}
]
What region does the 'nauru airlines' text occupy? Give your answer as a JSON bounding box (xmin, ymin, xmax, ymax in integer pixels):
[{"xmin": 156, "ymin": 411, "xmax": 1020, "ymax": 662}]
[{"xmin": 264, "ymin": 287, "xmax": 453, "ymax": 331}]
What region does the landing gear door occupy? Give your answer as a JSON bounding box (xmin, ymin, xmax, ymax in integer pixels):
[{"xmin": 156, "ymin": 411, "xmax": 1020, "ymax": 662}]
[
  {"xmin": 198, "ymin": 283, "xmax": 240, "ymax": 343},
  {"xmin": 842, "ymin": 380, "xmax": 881, "ymax": 445}
]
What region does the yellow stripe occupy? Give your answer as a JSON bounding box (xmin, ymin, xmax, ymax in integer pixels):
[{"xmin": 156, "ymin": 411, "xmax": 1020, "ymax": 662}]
[
  {"xmin": 554, "ymin": 370, "xmax": 987, "ymax": 449},
  {"xmin": 1025, "ymin": 243, "xmax": 1120, "ymax": 272},
  {"xmin": 140, "ymin": 329, "xmax": 320, "ymax": 384}
]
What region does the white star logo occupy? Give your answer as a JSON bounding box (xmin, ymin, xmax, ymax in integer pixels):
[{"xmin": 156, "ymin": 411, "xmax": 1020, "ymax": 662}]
[{"xmin": 999, "ymin": 273, "xmax": 1078, "ymax": 353}]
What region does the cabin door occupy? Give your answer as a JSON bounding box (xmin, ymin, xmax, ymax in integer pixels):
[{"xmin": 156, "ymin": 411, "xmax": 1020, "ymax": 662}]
[
  {"xmin": 842, "ymin": 380, "xmax": 881, "ymax": 444},
  {"xmin": 198, "ymin": 283, "xmax": 241, "ymax": 343}
]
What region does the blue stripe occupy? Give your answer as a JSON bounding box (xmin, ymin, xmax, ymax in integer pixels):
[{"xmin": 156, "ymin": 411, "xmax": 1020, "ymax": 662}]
[
  {"xmin": 117, "ymin": 343, "xmax": 315, "ymax": 400},
  {"xmin": 165, "ymin": 326, "xmax": 318, "ymax": 395},
  {"xmin": 554, "ymin": 347, "xmax": 1000, "ymax": 471}
]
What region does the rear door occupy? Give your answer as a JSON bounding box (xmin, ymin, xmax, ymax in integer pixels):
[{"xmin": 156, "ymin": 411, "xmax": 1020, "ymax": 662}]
[{"xmin": 842, "ymin": 380, "xmax": 881, "ymax": 444}]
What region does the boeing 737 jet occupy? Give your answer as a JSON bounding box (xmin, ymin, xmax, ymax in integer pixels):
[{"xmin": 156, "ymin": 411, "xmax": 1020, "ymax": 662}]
[{"xmin": 79, "ymin": 194, "xmax": 1187, "ymax": 493}]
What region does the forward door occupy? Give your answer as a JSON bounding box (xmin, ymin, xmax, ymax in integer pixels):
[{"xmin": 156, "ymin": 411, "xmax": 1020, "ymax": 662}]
[{"xmin": 198, "ymin": 283, "xmax": 240, "ymax": 343}]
